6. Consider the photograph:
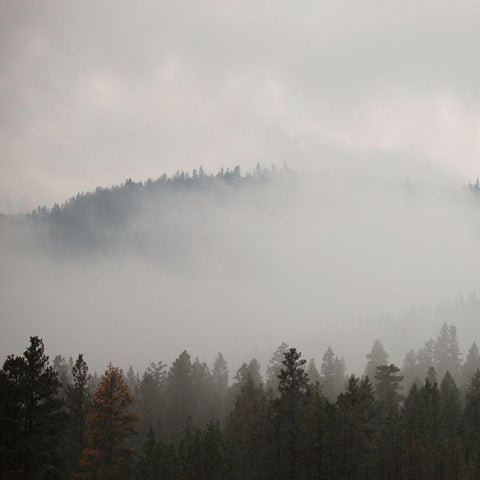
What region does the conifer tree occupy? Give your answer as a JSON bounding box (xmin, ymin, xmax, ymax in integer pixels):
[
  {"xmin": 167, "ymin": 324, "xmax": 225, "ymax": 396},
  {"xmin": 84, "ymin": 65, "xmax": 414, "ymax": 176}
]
[
  {"xmin": 438, "ymin": 371, "xmax": 463, "ymax": 479},
  {"xmin": 374, "ymin": 364, "xmax": 404, "ymax": 418},
  {"xmin": 336, "ymin": 375, "xmax": 378, "ymax": 478},
  {"xmin": 75, "ymin": 363, "xmax": 139, "ymax": 480},
  {"xmin": 307, "ymin": 358, "xmax": 321, "ymax": 386},
  {"xmin": 417, "ymin": 338, "xmax": 435, "ymax": 381},
  {"xmin": 402, "ymin": 349, "xmax": 419, "ymax": 392},
  {"xmin": 266, "ymin": 342, "xmax": 289, "ymax": 392},
  {"xmin": 64, "ymin": 354, "xmax": 91, "ymax": 476},
  {"xmin": 135, "ymin": 362, "xmax": 167, "ymax": 444},
  {"xmin": 365, "ymin": 340, "xmax": 388, "ymax": 385},
  {"xmin": 0, "ymin": 336, "xmax": 64, "ymax": 479},
  {"xmin": 166, "ymin": 350, "xmax": 194, "ymax": 442},
  {"xmin": 462, "ymin": 343, "xmax": 480, "ymax": 390},
  {"xmin": 276, "ymin": 348, "xmax": 309, "ymax": 479},
  {"xmin": 464, "ymin": 369, "xmax": 480, "ymax": 478},
  {"xmin": 321, "ymin": 346, "xmax": 336, "ymax": 400},
  {"xmin": 226, "ymin": 371, "xmax": 270, "ymax": 479}
]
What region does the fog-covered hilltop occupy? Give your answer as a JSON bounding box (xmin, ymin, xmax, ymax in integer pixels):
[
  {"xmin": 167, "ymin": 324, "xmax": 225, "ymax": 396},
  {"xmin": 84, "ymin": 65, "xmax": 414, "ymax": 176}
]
[{"xmin": 2, "ymin": 165, "xmax": 289, "ymax": 257}]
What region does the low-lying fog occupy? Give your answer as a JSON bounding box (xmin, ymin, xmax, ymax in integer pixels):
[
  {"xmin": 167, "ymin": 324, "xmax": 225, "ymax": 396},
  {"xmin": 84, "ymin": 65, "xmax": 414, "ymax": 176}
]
[{"xmin": 1, "ymin": 167, "xmax": 480, "ymax": 376}]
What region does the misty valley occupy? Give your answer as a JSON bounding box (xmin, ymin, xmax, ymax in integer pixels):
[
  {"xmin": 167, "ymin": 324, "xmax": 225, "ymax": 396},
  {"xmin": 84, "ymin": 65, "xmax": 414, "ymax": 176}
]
[{"xmin": 1, "ymin": 169, "xmax": 480, "ymax": 479}]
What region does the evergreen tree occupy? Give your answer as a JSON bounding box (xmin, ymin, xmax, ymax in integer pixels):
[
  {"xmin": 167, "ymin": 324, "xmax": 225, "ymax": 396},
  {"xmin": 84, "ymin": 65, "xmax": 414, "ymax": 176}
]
[
  {"xmin": 126, "ymin": 365, "xmax": 137, "ymax": 394},
  {"xmin": 402, "ymin": 349, "xmax": 419, "ymax": 392},
  {"xmin": 212, "ymin": 353, "xmax": 229, "ymax": 393},
  {"xmin": 276, "ymin": 348, "xmax": 309, "ymax": 479},
  {"xmin": 135, "ymin": 362, "xmax": 167, "ymax": 444},
  {"xmin": 65, "ymin": 354, "xmax": 91, "ymax": 477},
  {"xmin": 462, "ymin": 343, "xmax": 480, "ymax": 390},
  {"xmin": 335, "ymin": 375, "xmax": 378, "ymax": 479},
  {"xmin": 191, "ymin": 357, "xmax": 214, "ymax": 428},
  {"xmin": 307, "ymin": 358, "xmax": 321, "ymax": 386},
  {"xmin": 374, "ymin": 364, "xmax": 404, "ymax": 418},
  {"xmin": 0, "ymin": 336, "xmax": 64, "ymax": 479},
  {"xmin": 166, "ymin": 350, "xmax": 194, "ymax": 443},
  {"xmin": 464, "ymin": 370, "xmax": 480, "ymax": 478},
  {"xmin": 333, "ymin": 356, "xmax": 347, "ymax": 398},
  {"xmin": 402, "ymin": 375, "xmax": 440, "ymax": 479},
  {"xmin": 226, "ymin": 372, "xmax": 270, "ymax": 479},
  {"xmin": 365, "ymin": 340, "xmax": 389, "ymax": 385},
  {"xmin": 266, "ymin": 343, "xmax": 289, "ymax": 392},
  {"xmin": 417, "ymin": 338, "xmax": 435, "ymax": 381},
  {"xmin": 212, "ymin": 353, "xmax": 229, "ymax": 421},
  {"xmin": 434, "ymin": 322, "xmax": 462, "ymax": 382},
  {"xmin": 438, "ymin": 371, "xmax": 463, "ymax": 479}
]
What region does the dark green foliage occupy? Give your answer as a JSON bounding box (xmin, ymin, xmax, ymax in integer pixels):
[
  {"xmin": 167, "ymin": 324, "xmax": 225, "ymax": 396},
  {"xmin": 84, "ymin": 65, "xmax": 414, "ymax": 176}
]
[
  {"xmin": 464, "ymin": 370, "xmax": 480, "ymax": 478},
  {"xmin": 275, "ymin": 348, "xmax": 310, "ymax": 480},
  {"xmin": 438, "ymin": 372, "xmax": 463, "ymax": 479},
  {"xmin": 335, "ymin": 375, "xmax": 378, "ymax": 479},
  {"xmin": 0, "ymin": 336, "xmax": 64, "ymax": 479},
  {"xmin": 134, "ymin": 362, "xmax": 167, "ymax": 447},
  {"xmin": 374, "ymin": 364, "xmax": 404, "ymax": 418},
  {"xmin": 63, "ymin": 354, "xmax": 92, "ymax": 477},
  {"xmin": 462, "ymin": 343, "xmax": 480, "ymax": 390},
  {"xmin": 166, "ymin": 351, "xmax": 194, "ymax": 444},
  {"xmin": 2, "ymin": 330, "xmax": 480, "ymax": 480}
]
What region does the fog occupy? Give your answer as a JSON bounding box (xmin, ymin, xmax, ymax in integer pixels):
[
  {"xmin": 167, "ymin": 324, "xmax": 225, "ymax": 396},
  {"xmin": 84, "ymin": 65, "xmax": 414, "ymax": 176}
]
[
  {"xmin": 2, "ymin": 1, "xmax": 480, "ymax": 376},
  {"xmin": 2, "ymin": 1, "xmax": 480, "ymax": 213},
  {"xmin": 1, "ymin": 168, "xmax": 479, "ymax": 376}
]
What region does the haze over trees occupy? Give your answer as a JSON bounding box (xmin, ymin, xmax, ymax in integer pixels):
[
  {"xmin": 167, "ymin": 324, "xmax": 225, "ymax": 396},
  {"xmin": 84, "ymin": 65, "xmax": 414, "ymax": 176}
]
[
  {"xmin": 1, "ymin": 169, "xmax": 480, "ymax": 478},
  {"xmin": 2, "ymin": 318, "xmax": 480, "ymax": 479}
]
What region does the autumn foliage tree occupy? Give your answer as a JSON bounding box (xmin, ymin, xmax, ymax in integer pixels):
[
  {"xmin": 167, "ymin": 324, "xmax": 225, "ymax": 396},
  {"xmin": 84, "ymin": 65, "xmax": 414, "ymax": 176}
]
[{"xmin": 75, "ymin": 363, "xmax": 139, "ymax": 480}]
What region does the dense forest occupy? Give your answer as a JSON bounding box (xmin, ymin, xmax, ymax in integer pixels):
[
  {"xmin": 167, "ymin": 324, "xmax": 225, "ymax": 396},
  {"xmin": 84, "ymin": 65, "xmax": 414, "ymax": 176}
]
[
  {"xmin": 2, "ymin": 171, "xmax": 480, "ymax": 479},
  {"xmin": 1, "ymin": 320, "xmax": 480, "ymax": 479},
  {"xmin": 0, "ymin": 165, "xmax": 288, "ymax": 257},
  {"xmin": 1, "ymin": 167, "xmax": 479, "ymax": 257}
]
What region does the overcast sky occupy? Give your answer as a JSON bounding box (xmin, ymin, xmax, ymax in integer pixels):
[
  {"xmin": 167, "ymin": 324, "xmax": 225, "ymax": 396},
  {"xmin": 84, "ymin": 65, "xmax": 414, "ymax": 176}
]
[{"xmin": 1, "ymin": 1, "xmax": 480, "ymax": 212}]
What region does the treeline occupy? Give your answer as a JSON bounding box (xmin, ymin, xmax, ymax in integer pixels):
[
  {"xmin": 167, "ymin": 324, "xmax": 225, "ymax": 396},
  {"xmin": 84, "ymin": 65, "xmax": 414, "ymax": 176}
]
[
  {"xmin": 0, "ymin": 164, "xmax": 293, "ymax": 257},
  {"xmin": 1, "ymin": 322, "xmax": 480, "ymax": 479}
]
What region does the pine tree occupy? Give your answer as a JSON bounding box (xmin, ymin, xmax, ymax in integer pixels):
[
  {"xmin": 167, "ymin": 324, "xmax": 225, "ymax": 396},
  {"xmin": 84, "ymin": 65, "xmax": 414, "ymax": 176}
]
[
  {"xmin": 212, "ymin": 353, "xmax": 229, "ymax": 421},
  {"xmin": 226, "ymin": 371, "xmax": 270, "ymax": 479},
  {"xmin": 336, "ymin": 375, "xmax": 378, "ymax": 478},
  {"xmin": 438, "ymin": 372, "xmax": 463, "ymax": 479},
  {"xmin": 266, "ymin": 343, "xmax": 289, "ymax": 392},
  {"xmin": 417, "ymin": 338, "xmax": 435, "ymax": 381},
  {"xmin": 65, "ymin": 354, "xmax": 91, "ymax": 477},
  {"xmin": 321, "ymin": 346, "xmax": 336, "ymax": 400},
  {"xmin": 464, "ymin": 369, "xmax": 480, "ymax": 478},
  {"xmin": 166, "ymin": 350, "xmax": 194, "ymax": 443},
  {"xmin": 365, "ymin": 340, "xmax": 389, "ymax": 385},
  {"xmin": 402, "ymin": 375, "xmax": 440, "ymax": 479},
  {"xmin": 462, "ymin": 343, "xmax": 480, "ymax": 390},
  {"xmin": 0, "ymin": 336, "xmax": 64, "ymax": 479},
  {"xmin": 434, "ymin": 322, "xmax": 462, "ymax": 382},
  {"xmin": 402, "ymin": 349, "xmax": 419, "ymax": 392},
  {"xmin": 307, "ymin": 358, "xmax": 321, "ymax": 386},
  {"xmin": 276, "ymin": 348, "xmax": 309, "ymax": 479},
  {"xmin": 75, "ymin": 363, "xmax": 139, "ymax": 480},
  {"xmin": 374, "ymin": 364, "xmax": 404, "ymax": 418},
  {"xmin": 135, "ymin": 362, "xmax": 167, "ymax": 444}
]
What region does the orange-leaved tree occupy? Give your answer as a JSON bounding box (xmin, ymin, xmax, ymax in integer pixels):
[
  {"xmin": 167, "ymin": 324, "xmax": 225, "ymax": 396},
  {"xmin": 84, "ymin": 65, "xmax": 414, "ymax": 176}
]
[{"xmin": 74, "ymin": 363, "xmax": 139, "ymax": 480}]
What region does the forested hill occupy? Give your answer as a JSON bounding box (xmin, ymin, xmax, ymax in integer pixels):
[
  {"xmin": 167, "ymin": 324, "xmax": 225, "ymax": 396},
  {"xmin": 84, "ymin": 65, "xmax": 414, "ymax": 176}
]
[
  {"xmin": 1, "ymin": 168, "xmax": 479, "ymax": 263},
  {"xmin": 1, "ymin": 165, "xmax": 290, "ymax": 256}
]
